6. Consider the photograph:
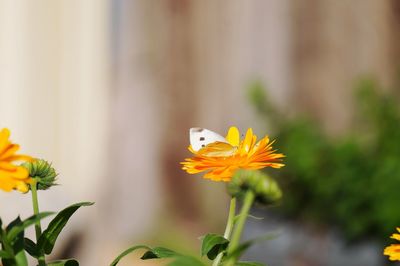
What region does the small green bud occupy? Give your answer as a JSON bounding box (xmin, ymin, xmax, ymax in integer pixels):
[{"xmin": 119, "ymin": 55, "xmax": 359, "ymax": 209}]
[
  {"xmin": 22, "ymin": 159, "xmax": 58, "ymax": 190},
  {"xmin": 227, "ymin": 169, "xmax": 282, "ymax": 205}
]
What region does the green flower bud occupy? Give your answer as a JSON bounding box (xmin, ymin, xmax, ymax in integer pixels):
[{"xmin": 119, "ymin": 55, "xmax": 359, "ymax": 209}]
[
  {"xmin": 22, "ymin": 159, "xmax": 58, "ymax": 190},
  {"xmin": 227, "ymin": 169, "xmax": 282, "ymax": 205}
]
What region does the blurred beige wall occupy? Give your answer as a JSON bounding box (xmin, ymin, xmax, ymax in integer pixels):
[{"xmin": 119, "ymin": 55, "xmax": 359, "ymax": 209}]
[
  {"xmin": 0, "ymin": 0, "xmax": 110, "ymax": 257},
  {"xmin": 0, "ymin": 0, "xmax": 399, "ymax": 265}
]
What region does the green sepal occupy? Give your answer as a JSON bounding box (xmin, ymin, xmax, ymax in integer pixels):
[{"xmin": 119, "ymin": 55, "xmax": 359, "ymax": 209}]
[
  {"xmin": 200, "ymin": 233, "xmax": 229, "ymax": 260},
  {"xmin": 7, "ymin": 212, "xmax": 54, "ymax": 241},
  {"xmin": 228, "ymin": 170, "xmax": 282, "ymax": 206},
  {"xmin": 23, "ymin": 238, "xmax": 39, "ymax": 258},
  {"xmin": 38, "ymin": 202, "xmax": 93, "ymax": 255},
  {"xmin": 140, "ymin": 247, "xmax": 178, "ymax": 260},
  {"xmin": 235, "ymin": 261, "xmax": 265, "ymax": 266},
  {"xmin": 168, "ymin": 255, "xmax": 205, "ymax": 266},
  {"xmin": 47, "ymin": 259, "xmax": 79, "ymax": 266},
  {"xmin": 22, "ymin": 159, "xmax": 58, "ymax": 190}
]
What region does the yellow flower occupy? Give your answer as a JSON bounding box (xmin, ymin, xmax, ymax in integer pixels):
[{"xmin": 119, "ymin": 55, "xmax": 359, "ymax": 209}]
[
  {"xmin": 181, "ymin": 126, "xmax": 284, "ymax": 182},
  {"xmin": 0, "ymin": 128, "xmax": 32, "ymax": 193},
  {"xmin": 384, "ymin": 227, "xmax": 400, "ymax": 261}
]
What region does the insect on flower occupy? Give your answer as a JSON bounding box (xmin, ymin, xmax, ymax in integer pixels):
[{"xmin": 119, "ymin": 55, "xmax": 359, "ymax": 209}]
[{"xmin": 181, "ymin": 126, "xmax": 284, "ymax": 182}]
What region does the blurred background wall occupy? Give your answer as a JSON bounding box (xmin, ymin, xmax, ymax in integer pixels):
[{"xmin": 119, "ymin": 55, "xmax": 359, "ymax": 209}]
[
  {"xmin": 0, "ymin": 0, "xmax": 399, "ymax": 265},
  {"xmin": 0, "ymin": 0, "xmax": 110, "ymax": 262}
]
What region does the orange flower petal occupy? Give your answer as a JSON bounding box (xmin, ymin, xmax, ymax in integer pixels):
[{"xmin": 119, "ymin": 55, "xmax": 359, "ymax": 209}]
[
  {"xmin": 0, "ymin": 128, "xmax": 32, "ymax": 193},
  {"xmin": 384, "ymin": 244, "xmax": 400, "ymax": 261},
  {"xmin": 181, "ymin": 127, "xmax": 284, "ymax": 182},
  {"xmin": 0, "ymin": 144, "xmax": 20, "ymax": 160},
  {"xmin": 0, "ymin": 128, "xmax": 11, "ymax": 154}
]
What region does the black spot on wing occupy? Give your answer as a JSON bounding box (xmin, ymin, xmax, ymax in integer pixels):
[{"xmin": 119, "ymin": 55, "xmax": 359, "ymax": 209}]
[{"xmin": 200, "ymin": 137, "xmax": 205, "ymax": 141}]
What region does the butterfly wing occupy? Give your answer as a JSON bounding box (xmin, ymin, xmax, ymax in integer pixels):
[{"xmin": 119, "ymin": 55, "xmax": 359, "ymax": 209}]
[
  {"xmin": 190, "ymin": 128, "xmax": 227, "ymax": 151},
  {"xmin": 190, "ymin": 128, "xmax": 237, "ymax": 156}
]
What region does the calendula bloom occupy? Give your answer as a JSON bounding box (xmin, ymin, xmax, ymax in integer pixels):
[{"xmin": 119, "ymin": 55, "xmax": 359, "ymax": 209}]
[
  {"xmin": 181, "ymin": 126, "xmax": 284, "ymax": 182},
  {"xmin": 384, "ymin": 227, "xmax": 400, "ymax": 261},
  {"xmin": 0, "ymin": 128, "xmax": 32, "ymax": 193}
]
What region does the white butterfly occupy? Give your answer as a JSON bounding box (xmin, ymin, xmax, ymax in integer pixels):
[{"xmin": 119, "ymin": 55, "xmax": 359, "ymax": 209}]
[
  {"xmin": 189, "ymin": 127, "xmax": 238, "ymax": 156},
  {"xmin": 189, "ymin": 128, "xmax": 227, "ymax": 151}
]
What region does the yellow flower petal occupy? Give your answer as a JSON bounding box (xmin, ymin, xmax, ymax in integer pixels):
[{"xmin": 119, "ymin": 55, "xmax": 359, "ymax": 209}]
[
  {"xmin": 15, "ymin": 181, "xmax": 29, "ymax": 193},
  {"xmin": 0, "ymin": 128, "xmax": 32, "ymax": 193},
  {"xmin": 0, "ymin": 128, "xmax": 11, "ymax": 153},
  {"xmin": 0, "ymin": 176, "xmax": 14, "ymax": 191},
  {"xmin": 225, "ymin": 126, "xmax": 240, "ymax": 146},
  {"xmin": 384, "ymin": 229, "xmax": 400, "ymax": 261},
  {"xmin": 0, "ymin": 144, "xmax": 20, "ymax": 160},
  {"xmin": 384, "ymin": 244, "xmax": 400, "ymax": 261},
  {"xmin": 392, "ymin": 233, "xmax": 400, "ymax": 241},
  {"xmin": 181, "ymin": 126, "xmax": 284, "ymax": 182}
]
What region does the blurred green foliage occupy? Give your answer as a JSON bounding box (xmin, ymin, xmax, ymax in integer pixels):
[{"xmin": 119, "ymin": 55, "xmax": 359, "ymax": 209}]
[{"xmin": 248, "ymin": 79, "xmax": 400, "ymax": 242}]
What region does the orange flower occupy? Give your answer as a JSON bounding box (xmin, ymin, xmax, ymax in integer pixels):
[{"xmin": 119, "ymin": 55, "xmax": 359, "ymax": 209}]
[
  {"xmin": 0, "ymin": 128, "xmax": 33, "ymax": 193},
  {"xmin": 181, "ymin": 127, "xmax": 284, "ymax": 182},
  {"xmin": 384, "ymin": 228, "xmax": 400, "ymax": 261}
]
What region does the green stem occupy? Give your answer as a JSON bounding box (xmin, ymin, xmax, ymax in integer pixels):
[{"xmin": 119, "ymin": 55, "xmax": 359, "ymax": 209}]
[
  {"xmin": 225, "ymin": 190, "xmax": 255, "ymax": 266},
  {"xmin": 31, "ymin": 179, "xmax": 46, "ymax": 266},
  {"xmin": 212, "ymin": 197, "xmax": 236, "ymax": 266}
]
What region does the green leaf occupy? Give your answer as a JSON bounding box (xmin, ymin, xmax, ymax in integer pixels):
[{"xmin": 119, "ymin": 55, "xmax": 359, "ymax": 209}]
[
  {"xmin": 38, "ymin": 202, "xmax": 93, "ymax": 255},
  {"xmin": 110, "ymin": 245, "xmax": 181, "ymax": 266},
  {"xmin": 109, "ymin": 245, "xmax": 150, "ymax": 266},
  {"xmin": 200, "ymin": 233, "xmax": 229, "ymax": 260},
  {"xmin": 47, "ymin": 259, "xmax": 79, "ymax": 266},
  {"xmin": 2, "ymin": 216, "xmax": 28, "ymax": 266},
  {"xmin": 23, "ymin": 238, "xmax": 39, "ymax": 258},
  {"xmin": 141, "ymin": 247, "xmax": 179, "ymax": 260},
  {"xmin": 6, "ymin": 216, "xmax": 22, "ymax": 232},
  {"xmin": 7, "ymin": 212, "xmax": 54, "ymax": 241},
  {"xmin": 235, "ymin": 261, "xmax": 265, "ymax": 266},
  {"xmin": 1, "ymin": 229, "xmax": 15, "ymax": 265},
  {"xmin": 168, "ymin": 255, "xmax": 205, "ymax": 266},
  {"xmin": 0, "ymin": 250, "xmax": 12, "ymax": 259}
]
